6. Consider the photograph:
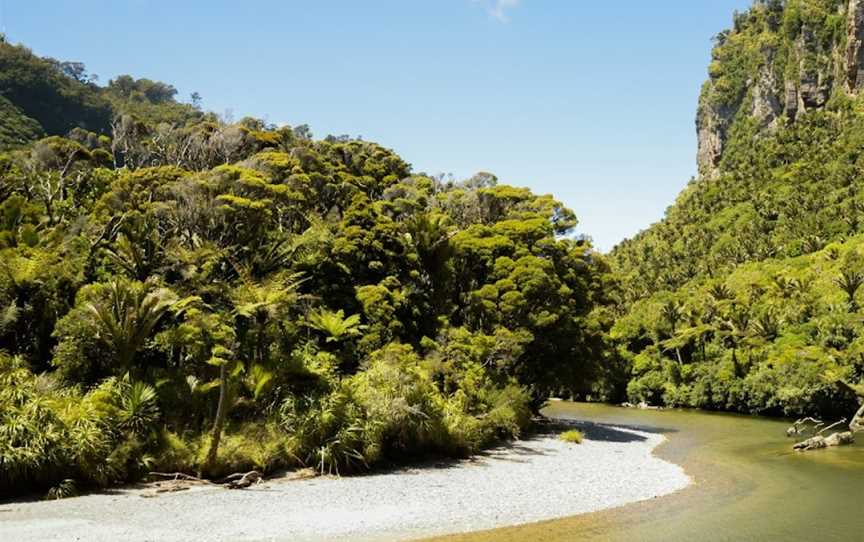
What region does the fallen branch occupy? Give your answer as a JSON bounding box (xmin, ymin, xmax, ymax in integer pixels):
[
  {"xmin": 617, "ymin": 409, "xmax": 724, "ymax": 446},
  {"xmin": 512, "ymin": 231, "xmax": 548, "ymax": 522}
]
[
  {"xmin": 148, "ymin": 472, "xmax": 207, "ymax": 483},
  {"xmin": 817, "ymin": 418, "xmax": 847, "ymax": 436},
  {"xmin": 792, "ymin": 404, "xmax": 862, "ymax": 452},
  {"xmin": 851, "ymin": 402, "xmax": 864, "ymax": 433},
  {"xmin": 144, "ymin": 470, "xmax": 264, "ymax": 493},
  {"xmin": 786, "ymin": 417, "xmax": 823, "ymax": 437},
  {"xmin": 218, "ymin": 471, "xmax": 262, "ymax": 489},
  {"xmin": 155, "ymin": 485, "xmax": 191, "ymax": 494}
]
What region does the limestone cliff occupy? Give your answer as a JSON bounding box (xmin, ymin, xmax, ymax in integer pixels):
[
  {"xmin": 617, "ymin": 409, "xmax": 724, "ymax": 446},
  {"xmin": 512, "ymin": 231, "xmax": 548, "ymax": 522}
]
[{"xmin": 697, "ymin": 0, "xmax": 864, "ymax": 177}]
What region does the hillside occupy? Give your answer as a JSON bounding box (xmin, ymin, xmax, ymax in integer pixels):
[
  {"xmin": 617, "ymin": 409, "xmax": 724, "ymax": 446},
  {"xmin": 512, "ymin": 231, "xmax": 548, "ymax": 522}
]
[
  {"xmin": 0, "ymin": 37, "xmax": 206, "ymax": 150},
  {"xmin": 0, "ymin": 41, "xmax": 612, "ymax": 497},
  {"xmin": 611, "ymin": 0, "xmax": 864, "ymax": 416}
]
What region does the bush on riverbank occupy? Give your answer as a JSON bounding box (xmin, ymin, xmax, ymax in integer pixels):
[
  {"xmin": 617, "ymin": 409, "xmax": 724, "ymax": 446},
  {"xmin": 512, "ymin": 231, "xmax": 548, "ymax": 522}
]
[
  {"xmin": 613, "ymin": 237, "xmax": 864, "ymax": 418},
  {"xmin": 559, "ymin": 430, "xmax": 584, "ymax": 444}
]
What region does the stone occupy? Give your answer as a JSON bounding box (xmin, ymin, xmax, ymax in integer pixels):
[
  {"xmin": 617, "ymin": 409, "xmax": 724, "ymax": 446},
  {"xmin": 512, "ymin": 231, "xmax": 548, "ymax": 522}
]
[{"xmin": 847, "ymin": 0, "xmax": 864, "ymax": 93}]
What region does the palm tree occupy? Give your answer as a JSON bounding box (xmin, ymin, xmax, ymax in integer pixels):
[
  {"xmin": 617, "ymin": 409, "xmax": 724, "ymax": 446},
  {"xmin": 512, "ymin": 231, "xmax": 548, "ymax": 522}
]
[
  {"xmin": 231, "ymin": 272, "xmax": 306, "ymax": 365},
  {"xmin": 749, "ymin": 308, "xmax": 781, "ymax": 342},
  {"xmin": 708, "ymin": 282, "xmax": 734, "ymax": 302},
  {"xmin": 118, "ymin": 378, "xmax": 160, "ymax": 434},
  {"xmin": 834, "ymin": 268, "xmax": 864, "ymax": 312},
  {"xmin": 306, "ymin": 308, "xmax": 364, "ymax": 343},
  {"xmin": 103, "ymin": 228, "xmax": 165, "ymax": 281},
  {"xmin": 202, "ymin": 272, "xmax": 305, "ymax": 474},
  {"xmin": 405, "ymin": 213, "xmax": 453, "ymax": 310},
  {"xmin": 718, "ymin": 304, "xmax": 751, "ymax": 376},
  {"xmin": 660, "ymin": 300, "xmax": 685, "ymax": 365},
  {"xmin": 660, "ymin": 300, "xmax": 683, "ymax": 334},
  {"xmin": 87, "ymin": 281, "xmax": 176, "ymax": 375}
]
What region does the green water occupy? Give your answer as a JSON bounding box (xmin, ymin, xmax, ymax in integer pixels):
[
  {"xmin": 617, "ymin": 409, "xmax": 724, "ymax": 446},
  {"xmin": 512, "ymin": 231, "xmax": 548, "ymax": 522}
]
[{"xmin": 436, "ymin": 402, "xmax": 864, "ymax": 542}]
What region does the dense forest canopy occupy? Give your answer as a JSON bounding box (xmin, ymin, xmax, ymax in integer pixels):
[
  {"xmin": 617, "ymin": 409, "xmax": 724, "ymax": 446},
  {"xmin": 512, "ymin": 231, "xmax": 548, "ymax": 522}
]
[
  {"xmin": 611, "ymin": 0, "xmax": 864, "ymax": 418},
  {"xmin": 0, "ymin": 38, "xmax": 613, "ymax": 497},
  {"xmin": 6, "ymin": 0, "xmax": 864, "ymax": 500}
]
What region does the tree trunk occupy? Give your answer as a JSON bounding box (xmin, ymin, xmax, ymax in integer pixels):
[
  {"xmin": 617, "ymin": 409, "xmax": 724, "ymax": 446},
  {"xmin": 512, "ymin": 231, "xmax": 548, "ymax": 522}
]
[
  {"xmin": 851, "ymin": 401, "xmax": 864, "ymax": 433},
  {"xmin": 202, "ymin": 363, "xmax": 229, "ymax": 475}
]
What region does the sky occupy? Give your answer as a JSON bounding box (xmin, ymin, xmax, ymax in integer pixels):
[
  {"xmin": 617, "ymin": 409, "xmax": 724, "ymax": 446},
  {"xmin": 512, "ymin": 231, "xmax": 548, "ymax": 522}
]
[{"xmin": 1, "ymin": 0, "xmax": 754, "ymax": 251}]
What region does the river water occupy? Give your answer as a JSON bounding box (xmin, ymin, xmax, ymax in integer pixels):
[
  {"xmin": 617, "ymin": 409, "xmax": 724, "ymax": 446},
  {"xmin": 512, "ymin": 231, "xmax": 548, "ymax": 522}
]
[{"xmin": 433, "ymin": 402, "xmax": 864, "ymax": 542}]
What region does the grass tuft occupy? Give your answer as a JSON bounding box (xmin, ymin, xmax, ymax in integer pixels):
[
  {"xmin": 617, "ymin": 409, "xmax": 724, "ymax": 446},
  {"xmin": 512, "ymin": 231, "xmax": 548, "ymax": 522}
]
[{"xmin": 559, "ymin": 429, "xmax": 583, "ymax": 444}]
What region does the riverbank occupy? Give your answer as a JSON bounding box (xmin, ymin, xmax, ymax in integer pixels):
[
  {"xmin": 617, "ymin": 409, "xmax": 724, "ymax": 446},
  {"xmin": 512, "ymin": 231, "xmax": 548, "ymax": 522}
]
[{"xmin": 0, "ymin": 422, "xmax": 690, "ymax": 542}]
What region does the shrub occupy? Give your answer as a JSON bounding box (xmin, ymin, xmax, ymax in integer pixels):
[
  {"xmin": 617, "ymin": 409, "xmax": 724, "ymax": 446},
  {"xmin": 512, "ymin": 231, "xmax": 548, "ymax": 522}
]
[
  {"xmin": 0, "ymin": 355, "xmax": 162, "ymax": 493},
  {"xmin": 560, "ymin": 430, "xmax": 584, "ymax": 444},
  {"xmin": 278, "ymin": 342, "xmax": 533, "ymax": 474},
  {"xmin": 195, "ymin": 423, "xmax": 292, "ymax": 478}
]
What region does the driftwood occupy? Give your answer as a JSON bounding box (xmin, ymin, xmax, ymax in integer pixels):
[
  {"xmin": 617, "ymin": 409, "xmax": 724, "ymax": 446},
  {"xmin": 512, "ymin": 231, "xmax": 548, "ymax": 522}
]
[
  {"xmin": 147, "ymin": 470, "xmax": 263, "ymax": 490},
  {"xmin": 786, "ymin": 417, "xmax": 823, "ymax": 437},
  {"xmin": 792, "ymin": 431, "xmax": 855, "ymax": 451},
  {"xmin": 851, "ymin": 402, "xmax": 864, "ymax": 433},
  {"xmin": 790, "ymin": 400, "xmax": 864, "ymax": 452},
  {"xmin": 817, "ymin": 418, "xmax": 848, "ymax": 436},
  {"xmin": 620, "ymin": 401, "xmax": 663, "ymax": 410},
  {"xmin": 220, "ymin": 471, "xmax": 262, "ymax": 489},
  {"xmin": 148, "ymin": 472, "xmax": 208, "ymax": 483}
]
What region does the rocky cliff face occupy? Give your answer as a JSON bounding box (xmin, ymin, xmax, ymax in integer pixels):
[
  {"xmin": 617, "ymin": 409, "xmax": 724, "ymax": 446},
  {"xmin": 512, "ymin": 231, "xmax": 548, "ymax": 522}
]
[
  {"xmin": 847, "ymin": 0, "xmax": 864, "ymax": 91},
  {"xmin": 697, "ymin": 0, "xmax": 864, "ymax": 177}
]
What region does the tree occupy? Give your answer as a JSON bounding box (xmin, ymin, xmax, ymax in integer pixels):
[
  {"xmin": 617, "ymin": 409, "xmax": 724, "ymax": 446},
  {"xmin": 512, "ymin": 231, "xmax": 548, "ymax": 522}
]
[
  {"xmin": 201, "ymin": 273, "xmax": 306, "ymax": 474},
  {"xmin": 198, "ymin": 313, "xmax": 238, "ymax": 475},
  {"xmin": 18, "ymin": 137, "xmax": 92, "ymax": 225},
  {"xmin": 307, "ymin": 308, "xmax": 364, "ymax": 343},
  {"xmin": 834, "ymin": 267, "xmax": 864, "ymax": 313},
  {"xmin": 87, "ymin": 280, "xmax": 176, "ymax": 376}
]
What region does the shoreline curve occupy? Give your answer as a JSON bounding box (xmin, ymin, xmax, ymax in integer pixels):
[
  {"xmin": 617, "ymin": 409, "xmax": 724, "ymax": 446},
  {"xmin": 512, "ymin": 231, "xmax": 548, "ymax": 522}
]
[{"xmin": 0, "ymin": 422, "xmax": 690, "ymax": 542}]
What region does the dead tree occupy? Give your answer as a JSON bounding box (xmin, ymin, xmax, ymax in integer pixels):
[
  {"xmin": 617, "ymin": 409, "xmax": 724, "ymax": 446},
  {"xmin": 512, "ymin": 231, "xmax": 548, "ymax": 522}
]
[{"xmin": 790, "ymin": 394, "xmax": 864, "ymax": 452}]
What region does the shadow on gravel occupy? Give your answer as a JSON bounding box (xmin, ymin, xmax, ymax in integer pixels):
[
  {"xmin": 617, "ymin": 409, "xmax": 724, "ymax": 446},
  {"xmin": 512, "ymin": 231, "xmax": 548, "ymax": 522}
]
[
  {"xmin": 577, "ymin": 423, "xmax": 648, "ymax": 443},
  {"xmin": 474, "ymin": 441, "xmax": 554, "ymax": 464},
  {"xmin": 539, "ymin": 419, "xmax": 679, "ymax": 444}
]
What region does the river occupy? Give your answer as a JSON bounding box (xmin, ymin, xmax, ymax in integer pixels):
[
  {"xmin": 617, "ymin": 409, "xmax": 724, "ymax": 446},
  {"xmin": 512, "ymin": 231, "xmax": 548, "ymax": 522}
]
[{"xmin": 430, "ymin": 402, "xmax": 864, "ymax": 541}]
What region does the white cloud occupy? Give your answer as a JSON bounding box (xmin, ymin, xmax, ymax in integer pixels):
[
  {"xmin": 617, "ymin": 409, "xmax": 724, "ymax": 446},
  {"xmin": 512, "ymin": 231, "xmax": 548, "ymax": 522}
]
[{"xmin": 473, "ymin": 0, "xmax": 521, "ymax": 23}]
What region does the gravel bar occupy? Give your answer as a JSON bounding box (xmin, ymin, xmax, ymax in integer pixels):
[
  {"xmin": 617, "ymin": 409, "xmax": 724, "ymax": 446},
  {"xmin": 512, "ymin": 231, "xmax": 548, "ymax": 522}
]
[{"xmin": 0, "ymin": 422, "xmax": 690, "ymax": 542}]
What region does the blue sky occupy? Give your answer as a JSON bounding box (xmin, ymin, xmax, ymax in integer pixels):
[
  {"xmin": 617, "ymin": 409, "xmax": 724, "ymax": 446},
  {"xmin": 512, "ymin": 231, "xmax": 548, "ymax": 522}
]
[{"xmin": 1, "ymin": 0, "xmax": 753, "ymax": 251}]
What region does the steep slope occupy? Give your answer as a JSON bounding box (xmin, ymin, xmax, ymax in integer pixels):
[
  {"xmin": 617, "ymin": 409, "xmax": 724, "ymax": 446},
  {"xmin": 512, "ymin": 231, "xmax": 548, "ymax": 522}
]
[
  {"xmin": 0, "ymin": 38, "xmax": 206, "ymax": 150},
  {"xmin": 614, "ymin": 0, "xmax": 864, "ymax": 298},
  {"xmin": 611, "ymin": 0, "xmax": 864, "ymax": 416},
  {"xmin": 0, "ymin": 94, "xmax": 44, "ymax": 148},
  {"xmin": 0, "ymin": 39, "xmax": 112, "ymax": 138}
]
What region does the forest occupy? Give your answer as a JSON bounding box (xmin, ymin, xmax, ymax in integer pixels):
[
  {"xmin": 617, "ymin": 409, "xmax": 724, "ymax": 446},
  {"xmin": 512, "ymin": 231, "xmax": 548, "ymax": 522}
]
[
  {"xmin": 0, "ymin": 36, "xmax": 612, "ymax": 497},
  {"xmin": 611, "ymin": 0, "xmax": 864, "ymax": 418},
  {"xmin": 3, "ymin": 0, "xmax": 864, "ymax": 501}
]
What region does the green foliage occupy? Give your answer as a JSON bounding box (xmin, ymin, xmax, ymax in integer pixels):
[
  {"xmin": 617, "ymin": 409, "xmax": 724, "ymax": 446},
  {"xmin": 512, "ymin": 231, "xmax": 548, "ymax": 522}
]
[
  {"xmin": 0, "ymin": 45, "xmax": 609, "ymax": 495},
  {"xmin": 610, "ymin": 0, "xmax": 864, "ymax": 418},
  {"xmin": 0, "ymin": 41, "xmax": 111, "ymax": 140},
  {"xmin": 0, "ymin": 354, "xmax": 161, "ymax": 493},
  {"xmin": 559, "ymin": 429, "xmax": 583, "ymax": 444},
  {"xmin": 614, "ymin": 237, "xmax": 864, "ymax": 416},
  {"xmin": 0, "ymin": 95, "xmax": 44, "ymax": 149},
  {"xmin": 307, "ymin": 308, "xmax": 364, "ymax": 343},
  {"xmin": 279, "ymin": 342, "xmax": 533, "ymax": 474},
  {"xmin": 0, "ymin": 40, "xmax": 208, "ymax": 151}
]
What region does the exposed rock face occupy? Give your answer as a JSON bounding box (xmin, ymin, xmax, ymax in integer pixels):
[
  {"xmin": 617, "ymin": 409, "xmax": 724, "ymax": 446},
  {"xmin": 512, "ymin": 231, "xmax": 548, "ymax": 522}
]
[
  {"xmin": 847, "ymin": 0, "xmax": 864, "ymax": 92},
  {"xmin": 796, "ymin": 26, "xmax": 832, "ymax": 111},
  {"xmin": 751, "ymin": 52, "xmax": 784, "ymax": 128},
  {"xmin": 696, "ymin": 101, "xmax": 731, "ymax": 179},
  {"xmin": 696, "ymin": 0, "xmax": 864, "ymax": 178},
  {"xmin": 784, "ymin": 79, "xmax": 799, "ymax": 121}
]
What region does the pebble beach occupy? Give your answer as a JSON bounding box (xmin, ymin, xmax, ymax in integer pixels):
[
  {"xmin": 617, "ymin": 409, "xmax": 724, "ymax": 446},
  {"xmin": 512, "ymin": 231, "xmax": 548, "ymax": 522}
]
[{"xmin": 0, "ymin": 422, "xmax": 690, "ymax": 542}]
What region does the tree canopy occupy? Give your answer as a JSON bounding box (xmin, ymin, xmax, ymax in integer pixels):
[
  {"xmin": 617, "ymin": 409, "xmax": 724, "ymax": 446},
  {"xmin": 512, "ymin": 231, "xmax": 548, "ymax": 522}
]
[{"xmin": 0, "ymin": 40, "xmax": 610, "ymax": 496}]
